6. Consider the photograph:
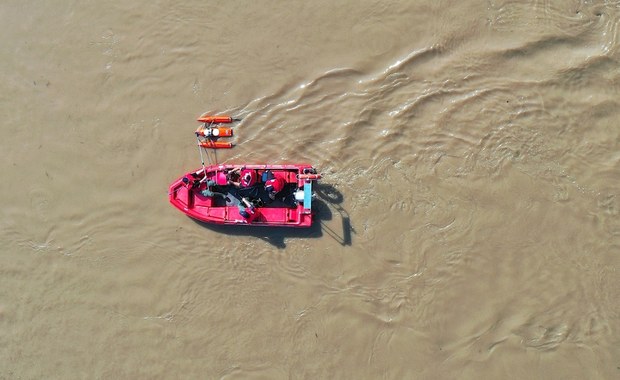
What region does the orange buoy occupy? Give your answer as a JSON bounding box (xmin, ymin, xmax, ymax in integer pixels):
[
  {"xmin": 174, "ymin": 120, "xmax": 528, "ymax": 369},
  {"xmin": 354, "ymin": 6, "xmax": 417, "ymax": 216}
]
[
  {"xmin": 197, "ymin": 115, "xmax": 240, "ymax": 124},
  {"xmin": 199, "ymin": 140, "xmax": 233, "ymax": 149}
]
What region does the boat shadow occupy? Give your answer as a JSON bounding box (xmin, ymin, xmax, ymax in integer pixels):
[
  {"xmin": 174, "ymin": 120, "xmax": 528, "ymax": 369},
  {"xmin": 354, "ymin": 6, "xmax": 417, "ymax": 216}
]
[
  {"xmin": 313, "ymin": 183, "xmax": 355, "ymax": 247},
  {"xmin": 192, "ymin": 183, "xmax": 354, "ymax": 249},
  {"xmin": 192, "ymin": 219, "xmax": 322, "ymax": 249}
]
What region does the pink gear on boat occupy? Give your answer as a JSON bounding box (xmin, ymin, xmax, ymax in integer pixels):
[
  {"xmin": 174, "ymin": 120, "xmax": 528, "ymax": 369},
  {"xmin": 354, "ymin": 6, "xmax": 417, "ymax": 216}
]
[{"xmin": 215, "ymin": 171, "xmax": 228, "ymax": 186}]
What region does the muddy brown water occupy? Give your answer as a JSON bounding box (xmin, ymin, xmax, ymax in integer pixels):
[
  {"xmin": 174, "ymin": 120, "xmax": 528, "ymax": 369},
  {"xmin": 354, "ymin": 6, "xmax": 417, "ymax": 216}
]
[{"xmin": 1, "ymin": 1, "xmax": 619, "ymax": 379}]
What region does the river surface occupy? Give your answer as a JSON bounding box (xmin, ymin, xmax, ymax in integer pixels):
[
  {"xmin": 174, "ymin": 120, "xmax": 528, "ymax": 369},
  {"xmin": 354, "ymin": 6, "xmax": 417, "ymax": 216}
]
[{"xmin": 1, "ymin": 1, "xmax": 619, "ymax": 379}]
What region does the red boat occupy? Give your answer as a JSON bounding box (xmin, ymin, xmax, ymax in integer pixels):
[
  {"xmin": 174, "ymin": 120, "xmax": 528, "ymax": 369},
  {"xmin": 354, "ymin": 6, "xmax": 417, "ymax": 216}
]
[{"xmin": 169, "ymin": 164, "xmax": 321, "ymax": 227}]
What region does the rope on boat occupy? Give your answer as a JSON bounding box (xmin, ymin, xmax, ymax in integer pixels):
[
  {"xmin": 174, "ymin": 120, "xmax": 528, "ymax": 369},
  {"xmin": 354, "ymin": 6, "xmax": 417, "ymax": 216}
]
[{"xmin": 196, "ymin": 135, "xmax": 210, "ymax": 183}]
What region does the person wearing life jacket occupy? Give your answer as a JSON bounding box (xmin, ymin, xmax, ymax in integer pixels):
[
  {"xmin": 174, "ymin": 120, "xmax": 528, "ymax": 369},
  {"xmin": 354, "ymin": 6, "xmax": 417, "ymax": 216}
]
[
  {"xmin": 227, "ymin": 167, "xmax": 257, "ymax": 188},
  {"xmin": 264, "ymin": 176, "xmax": 286, "ymax": 200}
]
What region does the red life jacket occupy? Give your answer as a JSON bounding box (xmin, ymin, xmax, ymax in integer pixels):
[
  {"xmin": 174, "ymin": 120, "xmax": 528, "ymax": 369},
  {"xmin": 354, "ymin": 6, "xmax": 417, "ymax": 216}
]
[
  {"xmin": 240, "ymin": 169, "xmax": 257, "ymax": 187},
  {"xmin": 265, "ymin": 177, "xmax": 285, "ymax": 194}
]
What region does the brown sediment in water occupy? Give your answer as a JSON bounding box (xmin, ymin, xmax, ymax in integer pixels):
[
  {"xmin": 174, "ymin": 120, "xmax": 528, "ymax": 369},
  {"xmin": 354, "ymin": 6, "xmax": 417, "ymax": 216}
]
[{"xmin": 1, "ymin": 1, "xmax": 619, "ymax": 378}]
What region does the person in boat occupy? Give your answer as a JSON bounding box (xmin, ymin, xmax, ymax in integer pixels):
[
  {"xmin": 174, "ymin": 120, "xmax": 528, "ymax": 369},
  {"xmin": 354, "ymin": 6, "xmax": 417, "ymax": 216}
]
[
  {"xmin": 182, "ymin": 173, "xmax": 201, "ymax": 189},
  {"xmin": 222, "ymin": 168, "xmax": 240, "ymax": 186},
  {"xmin": 259, "ymin": 169, "xmax": 286, "ymax": 202},
  {"xmin": 227, "ymin": 167, "xmax": 258, "ymax": 188},
  {"xmin": 264, "ymin": 176, "xmax": 286, "ymax": 201},
  {"xmin": 200, "ymin": 179, "xmax": 227, "ymax": 198},
  {"xmin": 238, "ymin": 197, "xmax": 258, "ymax": 222},
  {"xmin": 179, "ymin": 170, "xmax": 223, "ymax": 198}
]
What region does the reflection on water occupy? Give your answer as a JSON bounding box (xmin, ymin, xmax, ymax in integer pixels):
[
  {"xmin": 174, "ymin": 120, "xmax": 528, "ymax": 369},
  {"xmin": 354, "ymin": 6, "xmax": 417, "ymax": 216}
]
[{"xmin": 192, "ymin": 220, "xmax": 323, "ymax": 250}]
